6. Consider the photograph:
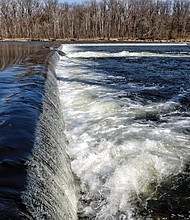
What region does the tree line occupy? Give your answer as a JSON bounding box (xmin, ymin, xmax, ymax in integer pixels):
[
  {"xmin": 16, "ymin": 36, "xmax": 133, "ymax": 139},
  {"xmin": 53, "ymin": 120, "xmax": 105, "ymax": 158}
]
[{"xmin": 0, "ymin": 0, "xmax": 190, "ymax": 41}]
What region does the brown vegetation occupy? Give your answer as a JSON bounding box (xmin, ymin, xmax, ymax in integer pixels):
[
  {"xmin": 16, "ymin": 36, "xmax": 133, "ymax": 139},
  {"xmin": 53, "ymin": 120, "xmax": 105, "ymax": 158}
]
[{"xmin": 0, "ymin": 0, "xmax": 190, "ymax": 42}]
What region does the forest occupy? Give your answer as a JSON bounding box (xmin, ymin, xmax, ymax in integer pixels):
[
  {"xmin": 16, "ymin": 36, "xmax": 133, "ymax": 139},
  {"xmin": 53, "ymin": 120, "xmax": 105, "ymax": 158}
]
[{"xmin": 0, "ymin": 0, "xmax": 190, "ymax": 41}]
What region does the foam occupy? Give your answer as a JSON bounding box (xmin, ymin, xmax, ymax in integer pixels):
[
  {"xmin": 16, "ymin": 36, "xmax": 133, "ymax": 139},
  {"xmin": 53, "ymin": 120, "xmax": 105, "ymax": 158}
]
[
  {"xmin": 67, "ymin": 51, "xmax": 190, "ymax": 58},
  {"xmin": 61, "ymin": 43, "xmax": 188, "ymax": 47},
  {"xmin": 60, "ymin": 43, "xmax": 190, "ymax": 59},
  {"xmin": 56, "ymin": 44, "xmax": 190, "ymax": 219}
]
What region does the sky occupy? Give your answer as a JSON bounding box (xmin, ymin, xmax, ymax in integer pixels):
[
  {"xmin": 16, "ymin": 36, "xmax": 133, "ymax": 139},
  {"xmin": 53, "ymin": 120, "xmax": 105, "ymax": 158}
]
[{"xmin": 59, "ymin": 0, "xmax": 83, "ymax": 4}]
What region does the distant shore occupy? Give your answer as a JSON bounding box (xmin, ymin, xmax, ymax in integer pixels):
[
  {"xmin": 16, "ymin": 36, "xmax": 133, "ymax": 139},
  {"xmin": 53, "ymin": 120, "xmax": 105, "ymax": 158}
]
[{"xmin": 1, "ymin": 37, "xmax": 190, "ymax": 44}]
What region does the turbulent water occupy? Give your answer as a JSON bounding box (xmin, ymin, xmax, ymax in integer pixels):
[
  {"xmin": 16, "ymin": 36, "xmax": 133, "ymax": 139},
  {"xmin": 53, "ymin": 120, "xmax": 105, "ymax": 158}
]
[
  {"xmin": 56, "ymin": 43, "xmax": 190, "ymax": 220},
  {"xmin": 0, "ymin": 42, "xmax": 190, "ymax": 220}
]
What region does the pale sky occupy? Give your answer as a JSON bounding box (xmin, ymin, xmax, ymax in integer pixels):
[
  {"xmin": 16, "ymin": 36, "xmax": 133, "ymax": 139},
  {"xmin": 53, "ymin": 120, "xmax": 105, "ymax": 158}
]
[{"xmin": 59, "ymin": 0, "xmax": 83, "ymax": 4}]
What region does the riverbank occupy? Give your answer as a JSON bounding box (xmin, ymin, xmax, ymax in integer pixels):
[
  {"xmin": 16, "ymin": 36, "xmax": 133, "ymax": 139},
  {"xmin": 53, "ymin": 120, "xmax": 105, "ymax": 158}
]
[{"xmin": 1, "ymin": 37, "xmax": 190, "ymax": 44}]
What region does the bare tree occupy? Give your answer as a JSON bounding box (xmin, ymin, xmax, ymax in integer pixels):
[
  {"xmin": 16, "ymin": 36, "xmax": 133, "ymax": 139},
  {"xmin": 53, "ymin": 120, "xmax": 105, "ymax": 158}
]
[{"xmin": 0, "ymin": 0, "xmax": 189, "ymax": 41}]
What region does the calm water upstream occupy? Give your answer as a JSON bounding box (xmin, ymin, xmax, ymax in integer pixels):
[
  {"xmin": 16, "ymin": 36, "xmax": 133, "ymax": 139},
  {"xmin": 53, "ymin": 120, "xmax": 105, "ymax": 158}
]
[
  {"xmin": 0, "ymin": 42, "xmax": 190, "ymax": 219},
  {"xmin": 0, "ymin": 42, "xmax": 50, "ymax": 218},
  {"xmin": 0, "ymin": 42, "xmax": 77, "ymax": 219}
]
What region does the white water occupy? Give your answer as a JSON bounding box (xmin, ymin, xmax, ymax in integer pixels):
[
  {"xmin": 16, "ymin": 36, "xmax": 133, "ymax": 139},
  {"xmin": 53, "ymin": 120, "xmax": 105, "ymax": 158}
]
[{"xmin": 56, "ymin": 44, "xmax": 190, "ymax": 219}]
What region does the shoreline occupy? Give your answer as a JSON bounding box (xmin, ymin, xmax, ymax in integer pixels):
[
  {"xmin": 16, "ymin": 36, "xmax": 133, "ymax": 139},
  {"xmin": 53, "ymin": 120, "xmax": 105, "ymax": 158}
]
[{"xmin": 0, "ymin": 37, "xmax": 190, "ymax": 44}]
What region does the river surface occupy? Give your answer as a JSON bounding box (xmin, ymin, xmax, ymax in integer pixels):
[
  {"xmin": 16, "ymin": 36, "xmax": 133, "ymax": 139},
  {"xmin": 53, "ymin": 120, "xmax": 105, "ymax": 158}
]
[
  {"xmin": 56, "ymin": 43, "xmax": 190, "ymax": 220},
  {"xmin": 0, "ymin": 42, "xmax": 190, "ymax": 219},
  {"xmin": 0, "ymin": 41, "xmax": 77, "ymax": 220},
  {"xmin": 0, "ymin": 42, "xmax": 51, "ymax": 218}
]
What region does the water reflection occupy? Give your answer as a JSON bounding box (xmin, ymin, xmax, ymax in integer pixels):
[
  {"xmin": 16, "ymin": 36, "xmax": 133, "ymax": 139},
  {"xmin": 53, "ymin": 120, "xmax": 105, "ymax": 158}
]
[
  {"xmin": 0, "ymin": 42, "xmax": 59, "ymax": 71},
  {"xmin": 0, "ymin": 41, "xmax": 59, "ymax": 218}
]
